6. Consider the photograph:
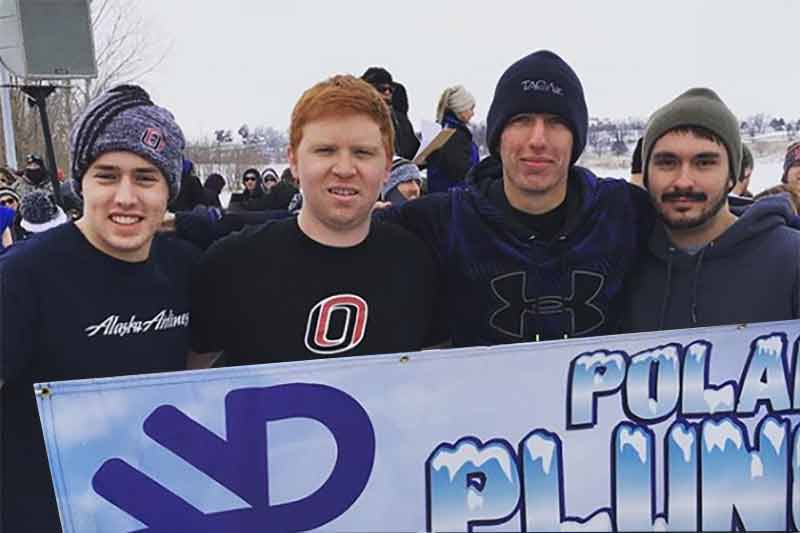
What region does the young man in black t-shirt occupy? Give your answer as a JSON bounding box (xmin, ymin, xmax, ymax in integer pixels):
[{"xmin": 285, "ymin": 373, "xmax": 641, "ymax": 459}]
[
  {"xmin": 190, "ymin": 75, "xmax": 441, "ymax": 367},
  {"xmin": 0, "ymin": 86, "xmax": 198, "ymax": 533}
]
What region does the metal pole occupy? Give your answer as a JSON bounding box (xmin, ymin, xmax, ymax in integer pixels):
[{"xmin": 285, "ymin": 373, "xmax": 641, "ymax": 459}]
[
  {"xmin": 0, "ymin": 65, "xmax": 17, "ymax": 170},
  {"xmin": 20, "ymin": 85, "xmax": 62, "ymax": 206}
]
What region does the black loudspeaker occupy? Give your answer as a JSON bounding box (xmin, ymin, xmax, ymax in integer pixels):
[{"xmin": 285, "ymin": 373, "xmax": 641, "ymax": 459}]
[{"xmin": 0, "ymin": 0, "xmax": 97, "ymax": 79}]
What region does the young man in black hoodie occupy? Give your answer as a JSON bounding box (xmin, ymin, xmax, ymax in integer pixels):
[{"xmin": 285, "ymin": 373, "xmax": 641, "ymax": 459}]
[
  {"xmin": 623, "ymin": 88, "xmax": 800, "ymax": 332},
  {"xmin": 377, "ymin": 50, "xmax": 654, "ymax": 346}
]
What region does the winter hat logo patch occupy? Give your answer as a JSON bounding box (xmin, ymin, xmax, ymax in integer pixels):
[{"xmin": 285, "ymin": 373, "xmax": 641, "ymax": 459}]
[
  {"xmin": 141, "ymin": 127, "xmax": 166, "ymax": 152},
  {"xmin": 521, "ymin": 79, "xmax": 564, "ymax": 96}
]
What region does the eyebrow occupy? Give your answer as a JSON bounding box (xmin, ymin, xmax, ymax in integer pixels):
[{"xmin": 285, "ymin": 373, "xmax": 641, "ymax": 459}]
[
  {"xmin": 91, "ymin": 164, "xmax": 159, "ymax": 173},
  {"xmin": 651, "ymin": 152, "xmax": 678, "ymax": 160},
  {"xmin": 652, "ymin": 151, "xmax": 721, "ymax": 160}
]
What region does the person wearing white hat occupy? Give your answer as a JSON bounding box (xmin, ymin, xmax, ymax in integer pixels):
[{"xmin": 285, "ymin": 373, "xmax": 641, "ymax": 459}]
[
  {"xmin": 17, "ymin": 190, "xmax": 68, "ymax": 238},
  {"xmin": 426, "ymin": 85, "xmax": 479, "ymax": 193}
]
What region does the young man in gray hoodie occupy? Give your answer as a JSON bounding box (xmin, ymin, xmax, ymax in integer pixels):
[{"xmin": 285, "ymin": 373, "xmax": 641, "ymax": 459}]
[{"xmin": 623, "ymin": 88, "xmax": 800, "ymax": 333}]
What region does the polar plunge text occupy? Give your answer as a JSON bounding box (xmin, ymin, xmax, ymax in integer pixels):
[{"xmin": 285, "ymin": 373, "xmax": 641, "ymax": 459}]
[{"xmin": 425, "ymin": 333, "xmax": 800, "ymax": 532}]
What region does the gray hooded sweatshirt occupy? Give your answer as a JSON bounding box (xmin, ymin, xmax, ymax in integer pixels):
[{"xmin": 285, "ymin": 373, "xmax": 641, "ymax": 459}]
[{"xmin": 624, "ymin": 195, "xmax": 800, "ymax": 333}]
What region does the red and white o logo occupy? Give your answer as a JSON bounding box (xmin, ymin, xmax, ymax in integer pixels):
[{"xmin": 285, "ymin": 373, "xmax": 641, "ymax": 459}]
[
  {"xmin": 304, "ymin": 294, "xmax": 368, "ymax": 355},
  {"xmin": 141, "ymin": 127, "xmax": 166, "ymax": 152}
]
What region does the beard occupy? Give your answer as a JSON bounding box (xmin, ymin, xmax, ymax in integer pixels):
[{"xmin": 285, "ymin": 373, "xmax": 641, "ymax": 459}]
[{"xmin": 654, "ymin": 188, "xmax": 728, "ymax": 231}]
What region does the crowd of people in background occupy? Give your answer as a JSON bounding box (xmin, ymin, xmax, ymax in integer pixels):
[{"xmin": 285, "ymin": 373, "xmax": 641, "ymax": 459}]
[{"xmin": 3, "ymin": 49, "xmax": 800, "ymax": 531}]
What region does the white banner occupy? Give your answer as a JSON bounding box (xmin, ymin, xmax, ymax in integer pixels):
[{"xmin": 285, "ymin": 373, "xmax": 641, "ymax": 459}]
[{"xmin": 36, "ymin": 320, "xmax": 800, "ymax": 532}]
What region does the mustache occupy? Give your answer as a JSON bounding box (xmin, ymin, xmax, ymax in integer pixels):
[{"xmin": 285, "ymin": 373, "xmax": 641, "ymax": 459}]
[{"xmin": 661, "ymin": 191, "xmax": 707, "ymax": 202}]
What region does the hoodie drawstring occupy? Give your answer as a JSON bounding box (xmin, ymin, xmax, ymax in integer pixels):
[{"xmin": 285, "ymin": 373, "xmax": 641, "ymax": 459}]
[
  {"xmin": 658, "ymin": 249, "xmax": 675, "ymax": 330},
  {"xmin": 690, "ymin": 246, "xmax": 709, "ymax": 326}
]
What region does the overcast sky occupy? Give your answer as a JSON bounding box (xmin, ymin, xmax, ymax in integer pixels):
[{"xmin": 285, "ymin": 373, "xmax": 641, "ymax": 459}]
[{"xmin": 136, "ymin": 0, "xmax": 799, "ymax": 141}]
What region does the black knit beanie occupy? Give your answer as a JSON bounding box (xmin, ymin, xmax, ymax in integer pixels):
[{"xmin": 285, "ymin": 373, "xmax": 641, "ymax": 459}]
[
  {"xmin": 361, "ymin": 67, "xmax": 393, "ymax": 86},
  {"xmin": 486, "ymin": 50, "xmax": 588, "ymax": 163},
  {"xmin": 204, "ymin": 173, "xmax": 225, "ymax": 194}
]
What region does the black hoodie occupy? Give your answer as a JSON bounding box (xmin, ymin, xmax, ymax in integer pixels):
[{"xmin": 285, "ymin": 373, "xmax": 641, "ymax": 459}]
[
  {"xmin": 377, "ymin": 155, "xmax": 654, "ymax": 346},
  {"xmin": 623, "ymin": 195, "xmax": 800, "ymax": 332}
]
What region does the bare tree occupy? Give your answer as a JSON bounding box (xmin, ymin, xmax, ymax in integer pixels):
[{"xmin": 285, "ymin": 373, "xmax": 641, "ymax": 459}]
[
  {"xmin": 1, "ymin": 0, "xmax": 168, "ymax": 172},
  {"xmin": 74, "ymin": 0, "xmax": 170, "ymax": 108}
]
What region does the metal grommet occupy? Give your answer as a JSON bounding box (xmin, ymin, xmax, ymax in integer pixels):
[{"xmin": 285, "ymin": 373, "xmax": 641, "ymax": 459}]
[
  {"xmin": 399, "ymin": 355, "xmax": 410, "ymax": 364},
  {"xmin": 36, "ymin": 386, "xmax": 52, "ymax": 397}
]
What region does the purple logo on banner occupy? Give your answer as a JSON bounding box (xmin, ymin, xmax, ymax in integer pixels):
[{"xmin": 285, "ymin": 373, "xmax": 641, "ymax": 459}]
[{"xmin": 91, "ymin": 383, "xmax": 376, "ymax": 531}]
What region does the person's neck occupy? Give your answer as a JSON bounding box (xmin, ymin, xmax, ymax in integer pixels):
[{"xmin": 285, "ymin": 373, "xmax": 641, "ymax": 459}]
[
  {"xmin": 666, "ymin": 209, "xmax": 737, "ymax": 250},
  {"xmin": 297, "ymin": 210, "xmax": 370, "ymax": 247},
  {"xmin": 503, "ymin": 177, "xmax": 568, "ymax": 215},
  {"xmin": 75, "ymin": 218, "xmax": 152, "ymax": 262}
]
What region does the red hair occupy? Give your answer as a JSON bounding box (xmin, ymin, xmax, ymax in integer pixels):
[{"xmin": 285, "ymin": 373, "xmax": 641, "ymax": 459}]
[{"xmin": 290, "ymin": 75, "xmax": 395, "ymax": 160}]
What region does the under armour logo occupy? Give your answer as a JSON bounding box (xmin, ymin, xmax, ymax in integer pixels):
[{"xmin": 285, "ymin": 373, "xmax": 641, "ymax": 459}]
[{"xmin": 489, "ymin": 270, "xmax": 606, "ymax": 339}]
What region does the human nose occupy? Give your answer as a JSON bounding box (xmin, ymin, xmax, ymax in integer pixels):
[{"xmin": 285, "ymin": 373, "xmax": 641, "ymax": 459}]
[
  {"xmin": 526, "ymin": 118, "xmax": 547, "ymax": 148},
  {"xmin": 332, "ymin": 153, "xmax": 356, "ymax": 178},
  {"xmin": 672, "ymin": 162, "xmax": 696, "ymax": 189},
  {"xmin": 113, "ymin": 176, "xmax": 137, "ymax": 206}
]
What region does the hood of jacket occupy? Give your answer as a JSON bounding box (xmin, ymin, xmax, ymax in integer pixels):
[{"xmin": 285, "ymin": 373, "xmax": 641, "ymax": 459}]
[
  {"xmin": 463, "ymin": 154, "xmax": 602, "ymax": 243},
  {"xmin": 640, "ymin": 194, "xmax": 799, "ymax": 330},
  {"xmin": 649, "ymin": 194, "xmax": 797, "ymax": 263}
]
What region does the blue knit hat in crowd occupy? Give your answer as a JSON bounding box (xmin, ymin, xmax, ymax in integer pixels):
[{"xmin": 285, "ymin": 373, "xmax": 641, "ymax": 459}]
[
  {"xmin": 486, "ymin": 50, "xmax": 588, "ymax": 164},
  {"xmin": 383, "ymin": 157, "xmax": 422, "ymax": 205},
  {"xmin": 69, "ymin": 84, "xmax": 186, "ymax": 202}
]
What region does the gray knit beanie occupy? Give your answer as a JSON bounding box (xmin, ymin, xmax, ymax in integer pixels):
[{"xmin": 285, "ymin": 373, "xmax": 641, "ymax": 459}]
[
  {"xmin": 383, "ymin": 157, "xmax": 422, "ymax": 205},
  {"xmin": 69, "ymin": 85, "xmax": 185, "ymax": 202},
  {"xmin": 436, "ymin": 85, "xmax": 476, "ymax": 123},
  {"xmin": 643, "ymin": 88, "xmax": 741, "ymax": 188}
]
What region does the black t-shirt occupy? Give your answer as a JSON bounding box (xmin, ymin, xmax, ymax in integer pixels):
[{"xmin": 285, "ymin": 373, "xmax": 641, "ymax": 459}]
[
  {"xmin": 488, "ymin": 179, "xmax": 569, "ymax": 241},
  {"xmin": 0, "ymin": 223, "xmax": 199, "ymax": 532},
  {"xmin": 191, "ymin": 218, "xmax": 441, "ymax": 365}
]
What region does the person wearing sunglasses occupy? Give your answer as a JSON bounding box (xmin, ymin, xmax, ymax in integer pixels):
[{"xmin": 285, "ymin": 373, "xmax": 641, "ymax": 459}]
[
  {"xmin": 227, "ymin": 167, "xmax": 266, "ymax": 212},
  {"xmin": 12, "ymin": 153, "xmax": 54, "ymax": 202},
  {"xmin": 361, "ymin": 67, "xmax": 420, "ymax": 160}
]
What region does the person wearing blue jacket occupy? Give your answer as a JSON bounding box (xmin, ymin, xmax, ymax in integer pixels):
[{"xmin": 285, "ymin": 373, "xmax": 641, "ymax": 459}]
[
  {"xmin": 378, "ymin": 50, "xmax": 654, "ymax": 347},
  {"xmin": 426, "ymin": 85, "xmax": 480, "ymax": 193},
  {"xmin": 624, "ymin": 88, "xmax": 800, "ymax": 332}
]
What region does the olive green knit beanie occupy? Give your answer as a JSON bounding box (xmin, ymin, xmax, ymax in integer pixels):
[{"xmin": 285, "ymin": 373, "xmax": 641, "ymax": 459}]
[{"xmin": 642, "ymin": 88, "xmax": 742, "ymax": 187}]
